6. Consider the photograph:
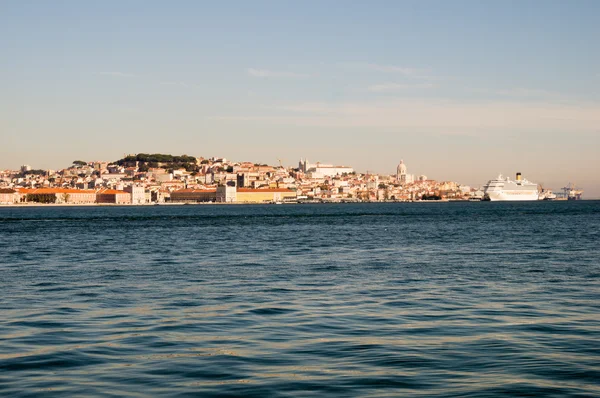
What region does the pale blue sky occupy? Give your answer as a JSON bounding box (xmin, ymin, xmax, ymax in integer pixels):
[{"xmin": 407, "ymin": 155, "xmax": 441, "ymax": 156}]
[{"xmin": 1, "ymin": 1, "xmax": 599, "ymax": 194}]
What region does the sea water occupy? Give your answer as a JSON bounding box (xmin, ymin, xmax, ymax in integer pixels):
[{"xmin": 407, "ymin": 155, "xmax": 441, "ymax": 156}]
[{"xmin": 1, "ymin": 202, "xmax": 599, "ymax": 397}]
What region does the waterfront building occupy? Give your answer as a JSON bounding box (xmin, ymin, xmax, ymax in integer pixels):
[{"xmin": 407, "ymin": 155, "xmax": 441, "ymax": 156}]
[
  {"xmin": 16, "ymin": 188, "xmax": 97, "ymax": 204},
  {"xmin": 124, "ymin": 185, "xmax": 147, "ymax": 204},
  {"xmin": 170, "ymin": 188, "xmax": 217, "ymax": 203},
  {"xmin": 54, "ymin": 189, "xmax": 97, "ymax": 204},
  {"xmin": 236, "ymin": 188, "xmax": 296, "ymax": 203},
  {"xmin": 216, "ymin": 182, "xmax": 237, "ymax": 203},
  {"xmin": 170, "ymin": 186, "xmax": 296, "ymax": 203},
  {"xmin": 96, "ymin": 189, "xmax": 131, "ymax": 204},
  {"xmin": 0, "ymin": 188, "xmax": 18, "ymax": 204}
]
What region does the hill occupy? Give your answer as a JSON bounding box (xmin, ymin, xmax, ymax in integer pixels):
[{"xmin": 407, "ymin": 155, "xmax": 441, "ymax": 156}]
[{"xmin": 114, "ymin": 153, "xmax": 199, "ymax": 172}]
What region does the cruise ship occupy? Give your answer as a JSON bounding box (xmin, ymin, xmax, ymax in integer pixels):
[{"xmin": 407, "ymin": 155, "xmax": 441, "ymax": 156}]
[{"xmin": 483, "ymin": 173, "xmax": 540, "ymax": 201}]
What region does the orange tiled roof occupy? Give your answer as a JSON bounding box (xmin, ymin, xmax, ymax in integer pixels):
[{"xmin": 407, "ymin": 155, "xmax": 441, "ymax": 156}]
[
  {"xmin": 173, "ymin": 189, "xmax": 217, "ymax": 193},
  {"xmin": 237, "ymin": 188, "xmax": 294, "ymax": 193},
  {"xmin": 97, "ymin": 189, "xmax": 128, "ymax": 195},
  {"xmin": 16, "ymin": 188, "xmax": 96, "ymax": 194}
]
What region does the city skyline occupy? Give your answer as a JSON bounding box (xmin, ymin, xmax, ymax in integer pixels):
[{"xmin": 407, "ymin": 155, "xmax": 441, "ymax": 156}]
[
  {"xmin": 5, "ymin": 153, "xmax": 591, "ymax": 198},
  {"xmin": 1, "ymin": 1, "xmax": 599, "ymax": 196}
]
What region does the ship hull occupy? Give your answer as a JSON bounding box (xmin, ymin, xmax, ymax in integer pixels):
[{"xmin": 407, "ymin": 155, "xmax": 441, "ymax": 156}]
[{"xmin": 486, "ymin": 191, "xmax": 539, "ymax": 201}]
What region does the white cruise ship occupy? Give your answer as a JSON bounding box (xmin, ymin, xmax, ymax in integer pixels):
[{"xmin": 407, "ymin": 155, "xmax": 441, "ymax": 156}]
[{"xmin": 483, "ymin": 173, "xmax": 540, "ymax": 201}]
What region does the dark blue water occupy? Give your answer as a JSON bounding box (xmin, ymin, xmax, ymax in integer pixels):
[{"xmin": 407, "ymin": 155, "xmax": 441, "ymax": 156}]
[{"xmin": 1, "ymin": 202, "xmax": 599, "ymax": 397}]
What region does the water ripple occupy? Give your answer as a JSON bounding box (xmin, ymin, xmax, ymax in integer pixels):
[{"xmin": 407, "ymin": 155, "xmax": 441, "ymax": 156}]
[{"xmin": 0, "ymin": 202, "xmax": 599, "ymax": 396}]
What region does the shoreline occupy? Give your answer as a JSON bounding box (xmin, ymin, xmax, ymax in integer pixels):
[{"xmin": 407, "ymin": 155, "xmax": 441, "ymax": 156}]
[{"xmin": 0, "ymin": 199, "xmax": 597, "ymax": 208}]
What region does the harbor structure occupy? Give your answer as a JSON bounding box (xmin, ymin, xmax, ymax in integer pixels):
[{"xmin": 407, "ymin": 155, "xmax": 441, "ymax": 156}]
[{"xmin": 561, "ymin": 183, "xmax": 584, "ymax": 200}]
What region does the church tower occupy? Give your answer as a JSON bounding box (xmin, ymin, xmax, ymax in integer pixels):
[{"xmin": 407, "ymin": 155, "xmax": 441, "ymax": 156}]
[{"xmin": 397, "ymin": 160, "xmax": 407, "ymax": 182}]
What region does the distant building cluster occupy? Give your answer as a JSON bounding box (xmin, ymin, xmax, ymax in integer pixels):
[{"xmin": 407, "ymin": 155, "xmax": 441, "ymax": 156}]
[{"xmin": 0, "ymin": 156, "xmax": 481, "ymax": 205}]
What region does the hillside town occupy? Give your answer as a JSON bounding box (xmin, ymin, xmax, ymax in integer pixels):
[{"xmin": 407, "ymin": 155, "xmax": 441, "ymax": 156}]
[{"xmin": 0, "ymin": 154, "xmax": 482, "ymax": 205}]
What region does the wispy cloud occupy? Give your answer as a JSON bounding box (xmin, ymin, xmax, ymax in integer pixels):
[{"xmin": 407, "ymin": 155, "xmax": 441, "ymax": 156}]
[
  {"xmin": 208, "ymin": 99, "xmax": 600, "ymax": 135},
  {"xmin": 470, "ymin": 87, "xmax": 570, "ymax": 102},
  {"xmin": 366, "ymin": 64, "xmax": 424, "ymax": 76},
  {"xmin": 494, "ymin": 88, "xmax": 554, "ymax": 97},
  {"xmin": 159, "ymin": 81, "xmax": 193, "ymax": 88},
  {"xmin": 98, "ymin": 71, "xmax": 197, "ymax": 88},
  {"xmin": 349, "ymin": 63, "xmax": 440, "ymax": 80},
  {"xmin": 99, "ymin": 71, "xmax": 138, "ymax": 78},
  {"xmin": 247, "ymin": 68, "xmax": 309, "ymax": 78},
  {"xmin": 368, "ymin": 82, "xmax": 435, "ymax": 92}
]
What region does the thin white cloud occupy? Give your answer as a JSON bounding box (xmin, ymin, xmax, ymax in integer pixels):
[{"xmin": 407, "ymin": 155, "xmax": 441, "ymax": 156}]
[
  {"xmin": 494, "ymin": 88, "xmax": 554, "ymax": 97},
  {"xmin": 267, "ymin": 103, "xmax": 338, "ymax": 114},
  {"xmin": 208, "ymin": 99, "xmax": 600, "ymax": 135},
  {"xmin": 99, "ymin": 72, "xmax": 196, "ymax": 88},
  {"xmin": 99, "ymin": 71, "xmax": 138, "ymax": 78},
  {"xmin": 470, "ymin": 87, "xmax": 571, "ymax": 102},
  {"xmin": 353, "ymin": 63, "xmax": 440, "ymax": 80},
  {"xmin": 368, "ymin": 82, "xmax": 435, "ymax": 92},
  {"xmin": 366, "ymin": 64, "xmax": 423, "ymax": 76},
  {"xmin": 159, "ymin": 81, "xmax": 192, "ymax": 88},
  {"xmin": 247, "ymin": 68, "xmax": 309, "ymax": 78}
]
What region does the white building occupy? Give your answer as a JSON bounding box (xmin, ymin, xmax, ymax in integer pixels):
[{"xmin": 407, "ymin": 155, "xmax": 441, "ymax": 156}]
[
  {"xmin": 155, "ymin": 173, "xmax": 173, "ymax": 183},
  {"xmin": 396, "ymin": 160, "xmax": 406, "ymax": 181},
  {"xmin": 125, "ymin": 185, "xmax": 146, "ymax": 204},
  {"xmin": 299, "ymin": 158, "xmax": 353, "ymax": 177},
  {"xmin": 396, "ymin": 160, "xmax": 415, "ymax": 184},
  {"xmin": 216, "ymin": 182, "xmax": 237, "ymax": 202}
]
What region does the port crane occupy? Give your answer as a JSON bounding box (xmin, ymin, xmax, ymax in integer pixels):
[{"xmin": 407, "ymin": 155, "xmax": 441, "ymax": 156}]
[
  {"xmin": 562, "ymin": 182, "xmax": 576, "ymax": 195},
  {"xmin": 561, "ymin": 182, "xmax": 583, "ymax": 200}
]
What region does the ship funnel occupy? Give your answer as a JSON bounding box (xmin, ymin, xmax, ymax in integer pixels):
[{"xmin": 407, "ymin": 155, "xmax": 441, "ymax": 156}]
[{"xmin": 516, "ymin": 172, "xmax": 522, "ymax": 181}]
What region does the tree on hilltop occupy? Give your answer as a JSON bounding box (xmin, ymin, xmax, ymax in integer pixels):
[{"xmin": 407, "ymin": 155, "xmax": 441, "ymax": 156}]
[{"xmin": 115, "ymin": 153, "xmax": 198, "ymax": 166}]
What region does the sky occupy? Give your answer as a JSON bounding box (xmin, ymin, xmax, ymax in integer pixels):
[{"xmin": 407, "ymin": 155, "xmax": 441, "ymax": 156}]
[{"xmin": 1, "ymin": 1, "xmax": 599, "ymax": 195}]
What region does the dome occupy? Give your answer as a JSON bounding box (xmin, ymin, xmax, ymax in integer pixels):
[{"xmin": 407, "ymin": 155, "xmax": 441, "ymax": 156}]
[{"xmin": 397, "ymin": 160, "xmax": 407, "ymax": 174}]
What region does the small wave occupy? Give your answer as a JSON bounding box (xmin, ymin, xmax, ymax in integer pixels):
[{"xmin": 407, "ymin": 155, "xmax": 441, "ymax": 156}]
[{"xmin": 248, "ymin": 307, "xmax": 296, "ymax": 316}]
